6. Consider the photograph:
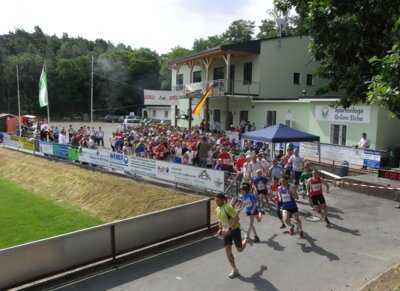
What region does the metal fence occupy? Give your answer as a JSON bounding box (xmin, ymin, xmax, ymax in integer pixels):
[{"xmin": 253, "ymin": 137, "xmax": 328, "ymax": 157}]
[{"xmin": 0, "ymin": 199, "xmax": 211, "ymax": 290}]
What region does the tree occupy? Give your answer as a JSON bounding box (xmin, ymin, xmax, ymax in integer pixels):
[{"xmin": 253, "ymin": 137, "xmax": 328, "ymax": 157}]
[
  {"xmin": 192, "ymin": 35, "xmax": 225, "ymax": 52},
  {"xmin": 367, "ymin": 18, "xmax": 400, "ymax": 118},
  {"xmin": 257, "ymin": 19, "xmax": 278, "ymax": 39},
  {"xmin": 222, "ymin": 19, "xmax": 255, "ymax": 43},
  {"xmin": 275, "ymin": 0, "xmax": 400, "ymax": 117},
  {"xmin": 159, "ymin": 46, "xmax": 192, "ymax": 90}
]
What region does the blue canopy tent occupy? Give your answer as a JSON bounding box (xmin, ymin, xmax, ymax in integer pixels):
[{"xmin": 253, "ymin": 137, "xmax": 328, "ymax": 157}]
[{"xmin": 241, "ymin": 123, "xmax": 321, "ymax": 162}]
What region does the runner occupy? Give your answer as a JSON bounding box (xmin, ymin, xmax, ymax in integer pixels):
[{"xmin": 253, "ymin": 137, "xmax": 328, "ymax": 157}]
[
  {"xmin": 299, "ymin": 162, "xmax": 312, "ymax": 200},
  {"xmin": 238, "ymin": 182, "xmax": 262, "ymax": 243},
  {"xmin": 215, "ymin": 193, "xmax": 252, "ymax": 279},
  {"xmin": 268, "ymin": 159, "xmax": 285, "ymax": 180},
  {"xmin": 288, "ymin": 148, "xmax": 304, "ymax": 187},
  {"xmin": 278, "ymin": 175, "xmax": 304, "ymax": 238},
  {"xmin": 252, "ymin": 169, "xmax": 270, "ymax": 211},
  {"xmin": 271, "ymin": 176, "xmax": 286, "ymax": 229},
  {"xmin": 306, "ymin": 169, "xmax": 331, "ymax": 225}
]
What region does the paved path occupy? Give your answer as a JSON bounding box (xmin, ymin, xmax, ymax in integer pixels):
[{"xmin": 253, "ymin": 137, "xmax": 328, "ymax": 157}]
[{"xmin": 57, "ymin": 188, "xmax": 400, "ymax": 291}]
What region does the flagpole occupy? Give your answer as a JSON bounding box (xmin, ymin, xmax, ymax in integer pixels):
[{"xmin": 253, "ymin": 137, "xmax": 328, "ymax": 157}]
[
  {"xmin": 16, "ymin": 65, "xmax": 22, "ymax": 138},
  {"xmin": 90, "ymin": 55, "xmax": 94, "ymax": 124},
  {"xmin": 45, "ymin": 63, "xmax": 50, "ymax": 127}
]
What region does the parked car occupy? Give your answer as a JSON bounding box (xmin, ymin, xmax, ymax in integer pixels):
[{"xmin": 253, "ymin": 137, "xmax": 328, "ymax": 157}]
[
  {"xmin": 104, "ymin": 115, "xmax": 122, "ymax": 123},
  {"xmin": 118, "ymin": 115, "xmax": 143, "ymax": 123},
  {"xmin": 123, "ymin": 118, "xmax": 142, "ymax": 129}
]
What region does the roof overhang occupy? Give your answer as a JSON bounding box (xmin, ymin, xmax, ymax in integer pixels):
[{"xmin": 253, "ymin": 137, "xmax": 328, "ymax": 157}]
[{"xmin": 168, "ymin": 40, "xmax": 261, "ymax": 68}]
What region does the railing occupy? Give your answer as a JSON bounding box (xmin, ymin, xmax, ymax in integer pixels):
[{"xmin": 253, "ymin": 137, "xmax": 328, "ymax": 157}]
[
  {"xmin": 0, "ymin": 199, "xmax": 212, "ymax": 290},
  {"xmin": 173, "ymin": 79, "xmax": 260, "ymax": 97}
]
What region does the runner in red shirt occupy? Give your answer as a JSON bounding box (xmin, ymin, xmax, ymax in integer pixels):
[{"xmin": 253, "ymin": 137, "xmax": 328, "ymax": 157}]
[
  {"xmin": 306, "ymin": 169, "xmax": 331, "ymax": 225},
  {"xmin": 217, "ymin": 147, "xmax": 234, "ymax": 173}
]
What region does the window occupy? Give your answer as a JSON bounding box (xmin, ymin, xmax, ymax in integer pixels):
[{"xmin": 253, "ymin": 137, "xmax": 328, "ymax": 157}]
[
  {"xmin": 243, "ymin": 62, "xmax": 252, "ymax": 85},
  {"xmin": 293, "ymin": 72, "xmax": 301, "ymax": 84},
  {"xmin": 176, "ymin": 74, "xmax": 183, "ymax": 85},
  {"xmin": 330, "ymin": 124, "xmax": 347, "ymax": 145},
  {"xmin": 214, "ymin": 109, "xmax": 221, "ymax": 122},
  {"xmin": 213, "ymin": 67, "xmax": 225, "ymax": 80},
  {"xmin": 306, "ymin": 74, "xmax": 313, "ymax": 86},
  {"xmin": 266, "ymin": 111, "xmax": 277, "ymax": 126},
  {"xmin": 164, "ymin": 110, "xmax": 169, "ymax": 118},
  {"xmin": 152, "ymin": 110, "xmax": 156, "ymax": 117},
  {"xmin": 239, "ymin": 111, "xmax": 248, "ymax": 123},
  {"xmin": 193, "ymin": 70, "xmax": 202, "ymax": 83}
]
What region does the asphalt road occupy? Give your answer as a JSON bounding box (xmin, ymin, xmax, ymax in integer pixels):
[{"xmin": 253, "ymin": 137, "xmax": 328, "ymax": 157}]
[{"xmin": 56, "ymin": 188, "xmax": 400, "ymax": 291}]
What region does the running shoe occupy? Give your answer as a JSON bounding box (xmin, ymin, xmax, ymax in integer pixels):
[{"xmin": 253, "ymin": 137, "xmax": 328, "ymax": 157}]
[
  {"xmin": 289, "ymin": 225, "xmax": 294, "ymax": 235},
  {"xmin": 229, "ymin": 269, "xmax": 240, "ymax": 279},
  {"xmin": 244, "ymin": 234, "xmax": 254, "ymax": 246},
  {"xmin": 254, "ymin": 235, "xmax": 260, "ymax": 243},
  {"xmin": 325, "ymin": 217, "xmax": 331, "ymax": 225},
  {"xmin": 280, "ymin": 223, "xmax": 286, "ymax": 229},
  {"xmin": 299, "ymin": 231, "xmax": 304, "ymax": 238}
]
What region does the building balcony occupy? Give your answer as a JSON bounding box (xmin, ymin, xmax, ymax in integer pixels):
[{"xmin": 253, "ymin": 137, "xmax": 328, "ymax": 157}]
[{"xmin": 174, "ymin": 79, "xmax": 260, "ymax": 98}]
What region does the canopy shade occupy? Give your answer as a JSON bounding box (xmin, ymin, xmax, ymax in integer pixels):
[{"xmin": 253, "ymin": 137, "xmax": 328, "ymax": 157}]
[{"xmin": 242, "ymin": 123, "xmax": 320, "ymax": 143}]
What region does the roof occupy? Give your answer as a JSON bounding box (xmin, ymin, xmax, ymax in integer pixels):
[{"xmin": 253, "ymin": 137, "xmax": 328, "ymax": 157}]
[
  {"xmin": 242, "ymin": 123, "xmax": 320, "ymax": 143},
  {"xmin": 168, "ymin": 40, "xmax": 261, "ymax": 67},
  {"xmin": 0, "ymin": 113, "xmax": 16, "ymax": 118}
]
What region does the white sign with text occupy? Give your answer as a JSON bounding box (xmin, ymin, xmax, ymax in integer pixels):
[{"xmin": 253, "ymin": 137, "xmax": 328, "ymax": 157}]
[{"xmin": 315, "ymin": 105, "xmax": 370, "ymax": 123}]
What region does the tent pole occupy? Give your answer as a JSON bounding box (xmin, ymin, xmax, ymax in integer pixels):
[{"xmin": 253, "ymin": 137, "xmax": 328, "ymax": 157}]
[{"xmin": 318, "ymin": 141, "xmax": 321, "ymax": 164}]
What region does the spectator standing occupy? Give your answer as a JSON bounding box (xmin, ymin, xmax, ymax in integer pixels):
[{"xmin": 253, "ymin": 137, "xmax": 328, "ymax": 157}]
[
  {"xmin": 357, "ymin": 132, "xmax": 370, "ymax": 170},
  {"xmin": 197, "ymin": 136, "xmax": 211, "ymax": 168}
]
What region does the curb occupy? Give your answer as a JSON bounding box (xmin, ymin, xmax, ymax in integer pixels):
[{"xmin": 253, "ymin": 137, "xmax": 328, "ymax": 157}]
[{"xmin": 357, "ymin": 262, "xmax": 400, "ymax": 291}]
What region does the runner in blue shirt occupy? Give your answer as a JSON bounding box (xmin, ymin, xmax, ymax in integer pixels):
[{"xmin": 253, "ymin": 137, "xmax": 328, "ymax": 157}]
[
  {"xmin": 278, "ymin": 175, "xmax": 304, "ymax": 238},
  {"xmin": 238, "ymin": 182, "xmax": 262, "ymax": 243}
]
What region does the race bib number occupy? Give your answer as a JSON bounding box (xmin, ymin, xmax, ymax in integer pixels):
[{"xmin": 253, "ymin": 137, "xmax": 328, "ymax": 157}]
[
  {"xmin": 281, "ymin": 193, "xmax": 291, "ymax": 203},
  {"xmin": 311, "ymin": 184, "xmax": 321, "ymax": 192},
  {"xmin": 257, "ymin": 182, "xmax": 266, "ymax": 190},
  {"xmin": 242, "ymin": 198, "xmax": 253, "ymax": 208}
]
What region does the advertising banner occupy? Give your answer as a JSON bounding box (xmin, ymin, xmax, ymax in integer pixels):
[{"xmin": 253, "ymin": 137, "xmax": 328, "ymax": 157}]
[
  {"xmin": 80, "ymin": 148, "xmax": 110, "ymax": 167},
  {"xmin": 155, "ymin": 161, "xmax": 224, "ymax": 192},
  {"xmin": 53, "ymin": 143, "xmax": 69, "ymax": 159},
  {"xmin": 131, "ymin": 156, "xmax": 157, "ymax": 177},
  {"xmin": 109, "ymin": 152, "xmax": 130, "ymax": 171},
  {"xmin": 144, "ymin": 90, "xmax": 179, "ymax": 105},
  {"xmin": 3, "ymin": 134, "xmax": 20, "ymax": 148},
  {"xmin": 299, "ymin": 143, "xmax": 381, "ymax": 169},
  {"xmin": 39, "ymin": 141, "xmax": 53, "ymax": 155},
  {"xmin": 68, "ymin": 147, "xmax": 80, "ymax": 161}
]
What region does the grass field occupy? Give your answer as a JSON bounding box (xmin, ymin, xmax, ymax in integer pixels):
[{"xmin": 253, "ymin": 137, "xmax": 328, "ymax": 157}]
[
  {"xmin": 0, "ymin": 147, "xmax": 203, "ymax": 249},
  {"xmin": 0, "ymin": 176, "xmax": 103, "ymax": 249}
]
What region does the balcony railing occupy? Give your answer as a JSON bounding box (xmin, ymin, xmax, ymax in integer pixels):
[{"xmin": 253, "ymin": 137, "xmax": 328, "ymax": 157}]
[{"xmin": 174, "ymin": 79, "xmax": 260, "ymax": 97}]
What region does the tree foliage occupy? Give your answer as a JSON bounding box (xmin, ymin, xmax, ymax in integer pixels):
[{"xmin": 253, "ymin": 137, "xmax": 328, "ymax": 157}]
[
  {"xmin": 222, "ymin": 19, "xmax": 255, "ymax": 43},
  {"xmin": 0, "ymin": 27, "xmax": 161, "ymax": 118},
  {"xmin": 275, "ymin": 0, "xmax": 400, "ymax": 117}
]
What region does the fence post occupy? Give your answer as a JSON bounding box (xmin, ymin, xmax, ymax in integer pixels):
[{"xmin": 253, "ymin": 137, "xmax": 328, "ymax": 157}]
[{"xmin": 110, "ymin": 225, "xmax": 117, "ymax": 268}]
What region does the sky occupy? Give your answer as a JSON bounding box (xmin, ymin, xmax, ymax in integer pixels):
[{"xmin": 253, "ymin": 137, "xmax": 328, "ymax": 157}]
[{"xmin": 0, "ymin": 0, "xmax": 275, "ymax": 54}]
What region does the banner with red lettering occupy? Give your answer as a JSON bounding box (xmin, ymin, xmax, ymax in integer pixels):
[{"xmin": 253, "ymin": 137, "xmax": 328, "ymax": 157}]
[{"xmin": 144, "ymin": 90, "xmax": 179, "ymax": 105}]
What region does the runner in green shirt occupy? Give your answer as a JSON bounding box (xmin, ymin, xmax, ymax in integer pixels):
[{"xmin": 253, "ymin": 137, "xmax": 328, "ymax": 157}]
[{"xmin": 215, "ymin": 193, "xmax": 252, "ymax": 279}]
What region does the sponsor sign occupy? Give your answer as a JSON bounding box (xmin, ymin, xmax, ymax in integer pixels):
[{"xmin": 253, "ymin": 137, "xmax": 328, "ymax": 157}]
[
  {"xmin": 68, "ymin": 147, "xmax": 80, "ymax": 161},
  {"xmin": 299, "ymin": 142, "xmax": 319, "ymax": 158},
  {"xmin": 53, "ymin": 143, "xmax": 69, "ymax": 159},
  {"xmin": 144, "ymin": 89, "xmax": 179, "ymax": 105},
  {"xmin": 131, "ymin": 156, "xmax": 157, "ymax": 177},
  {"xmin": 3, "ymin": 134, "xmax": 20, "ymax": 148},
  {"xmin": 299, "ymin": 143, "xmax": 381, "ymax": 169},
  {"xmin": 130, "ymin": 156, "xmax": 224, "ymax": 192},
  {"xmin": 39, "ymin": 141, "xmax": 53, "ymax": 155},
  {"xmin": 156, "ymin": 160, "xmax": 224, "ymax": 192},
  {"xmin": 80, "ymin": 148, "xmax": 110, "ymax": 167},
  {"xmin": 315, "ymin": 105, "xmax": 370, "ymax": 123},
  {"xmin": 109, "ymin": 152, "xmax": 130, "ymax": 171}
]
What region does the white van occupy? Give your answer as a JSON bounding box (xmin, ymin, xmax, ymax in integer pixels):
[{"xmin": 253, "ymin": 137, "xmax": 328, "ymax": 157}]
[{"xmin": 123, "ymin": 118, "xmax": 142, "ymax": 129}]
